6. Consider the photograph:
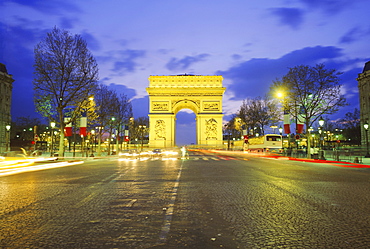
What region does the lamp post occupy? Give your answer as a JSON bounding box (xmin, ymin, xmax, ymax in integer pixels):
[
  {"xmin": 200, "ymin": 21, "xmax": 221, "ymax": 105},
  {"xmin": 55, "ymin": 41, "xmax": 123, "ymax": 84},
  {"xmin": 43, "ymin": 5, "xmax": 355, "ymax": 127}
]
[
  {"xmin": 318, "ymin": 117, "xmax": 325, "ymax": 160},
  {"xmin": 6, "ymin": 125, "xmax": 11, "ymax": 152},
  {"xmin": 50, "ymin": 122, "xmax": 56, "ymax": 156},
  {"xmin": 139, "ymin": 125, "xmax": 146, "ymax": 151},
  {"xmin": 96, "ymin": 126, "xmax": 103, "ymax": 156},
  {"xmin": 364, "ymin": 122, "xmax": 370, "ymax": 158},
  {"xmin": 91, "ymin": 129, "xmax": 95, "ymax": 153}
]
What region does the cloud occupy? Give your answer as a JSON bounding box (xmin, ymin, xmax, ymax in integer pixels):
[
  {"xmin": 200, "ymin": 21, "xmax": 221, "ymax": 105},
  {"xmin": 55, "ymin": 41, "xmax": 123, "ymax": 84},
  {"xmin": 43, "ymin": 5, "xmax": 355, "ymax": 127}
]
[
  {"xmin": 131, "ymin": 96, "xmax": 149, "ymax": 118},
  {"xmin": 232, "ymin": 54, "xmax": 242, "ymax": 60},
  {"xmin": 112, "ymin": 49, "xmax": 146, "ymax": 74},
  {"xmin": 2, "ymin": 0, "xmax": 80, "ymax": 14},
  {"xmin": 299, "ymin": 0, "xmax": 356, "ymax": 14},
  {"xmin": 0, "ymin": 22, "xmax": 48, "ymax": 118},
  {"xmin": 339, "ymin": 27, "xmax": 370, "ymax": 44},
  {"xmin": 158, "ymin": 49, "xmax": 173, "ymax": 55},
  {"xmin": 59, "ymin": 17, "xmax": 78, "ymax": 30},
  {"xmin": 81, "ymin": 30, "xmax": 101, "ymax": 51},
  {"xmin": 217, "ymin": 46, "xmax": 344, "ymax": 100},
  {"xmin": 106, "ymin": 83, "xmax": 137, "ymax": 100},
  {"xmin": 166, "ymin": 54, "xmax": 210, "ymax": 71},
  {"xmin": 269, "ymin": 8, "xmax": 304, "ymax": 29}
]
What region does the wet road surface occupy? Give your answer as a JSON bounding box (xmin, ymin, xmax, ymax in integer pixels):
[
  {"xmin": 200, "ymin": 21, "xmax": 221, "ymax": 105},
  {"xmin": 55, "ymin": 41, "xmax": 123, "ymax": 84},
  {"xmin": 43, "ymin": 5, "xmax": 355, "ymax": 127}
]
[{"xmin": 0, "ymin": 151, "xmax": 369, "ymax": 248}]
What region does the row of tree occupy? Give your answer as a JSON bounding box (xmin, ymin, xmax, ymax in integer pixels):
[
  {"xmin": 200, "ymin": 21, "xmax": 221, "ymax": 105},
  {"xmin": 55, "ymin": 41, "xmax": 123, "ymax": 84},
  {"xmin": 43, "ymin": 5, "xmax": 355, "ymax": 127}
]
[
  {"xmin": 32, "ymin": 27, "xmax": 136, "ymax": 156},
  {"xmin": 227, "ymin": 64, "xmax": 360, "ymax": 154}
]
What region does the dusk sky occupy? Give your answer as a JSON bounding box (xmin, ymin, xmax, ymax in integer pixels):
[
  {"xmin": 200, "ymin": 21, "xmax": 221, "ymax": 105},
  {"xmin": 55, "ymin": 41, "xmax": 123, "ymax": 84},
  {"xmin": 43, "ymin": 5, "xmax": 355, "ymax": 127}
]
[{"xmin": 1, "ymin": 0, "xmax": 370, "ymax": 145}]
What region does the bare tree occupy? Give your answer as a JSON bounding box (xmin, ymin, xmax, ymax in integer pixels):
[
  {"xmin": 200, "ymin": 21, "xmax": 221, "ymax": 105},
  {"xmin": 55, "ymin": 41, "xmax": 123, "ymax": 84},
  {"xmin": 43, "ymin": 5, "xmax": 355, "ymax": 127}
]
[
  {"xmin": 131, "ymin": 116, "xmax": 149, "ymax": 142},
  {"xmin": 33, "ymin": 27, "xmax": 99, "ymax": 156},
  {"xmin": 111, "ymin": 93, "xmax": 133, "ymax": 153},
  {"xmin": 336, "ymin": 108, "xmax": 361, "ymax": 144},
  {"xmin": 94, "ymin": 85, "xmax": 133, "ymax": 155},
  {"xmin": 223, "ymin": 115, "xmax": 243, "ymax": 150},
  {"xmin": 270, "ymin": 64, "xmax": 347, "ymax": 157},
  {"xmin": 238, "ymin": 95, "xmax": 280, "ymax": 136},
  {"xmin": 94, "ymin": 85, "xmax": 119, "ymax": 155}
]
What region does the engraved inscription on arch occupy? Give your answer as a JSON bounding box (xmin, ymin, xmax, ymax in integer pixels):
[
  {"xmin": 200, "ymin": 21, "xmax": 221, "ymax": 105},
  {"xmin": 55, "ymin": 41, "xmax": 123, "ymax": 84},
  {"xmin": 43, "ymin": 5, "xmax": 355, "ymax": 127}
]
[
  {"xmin": 203, "ymin": 101, "xmax": 220, "ymax": 111},
  {"xmin": 152, "ymin": 101, "xmax": 169, "ymax": 111}
]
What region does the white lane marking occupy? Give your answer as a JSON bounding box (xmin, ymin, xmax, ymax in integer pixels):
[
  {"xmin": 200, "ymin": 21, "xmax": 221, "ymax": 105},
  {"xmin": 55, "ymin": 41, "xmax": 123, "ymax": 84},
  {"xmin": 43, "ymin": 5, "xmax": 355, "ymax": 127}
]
[{"xmin": 158, "ymin": 162, "xmax": 183, "ymax": 243}]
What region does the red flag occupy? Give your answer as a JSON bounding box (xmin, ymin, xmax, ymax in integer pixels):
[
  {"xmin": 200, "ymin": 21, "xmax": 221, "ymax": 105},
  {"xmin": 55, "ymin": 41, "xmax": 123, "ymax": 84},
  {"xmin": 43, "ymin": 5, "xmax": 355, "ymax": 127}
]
[
  {"xmin": 297, "ymin": 111, "xmax": 305, "ymax": 134},
  {"xmin": 80, "ymin": 117, "xmax": 87, "ymax": 136},
  {"xmin": 64, "ymin": 118, "xmax": 72, "ymax": 137},
  {"xmin": 284, "ymin": 112, "xmax": 291, "ymax": 134}
]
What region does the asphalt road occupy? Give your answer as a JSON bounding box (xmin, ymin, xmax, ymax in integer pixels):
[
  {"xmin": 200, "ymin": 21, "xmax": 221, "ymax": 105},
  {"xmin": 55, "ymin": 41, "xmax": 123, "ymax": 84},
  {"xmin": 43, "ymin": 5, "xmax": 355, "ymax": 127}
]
[{"xmin": 0, "ymin": 150, "xmax": 369, "ymax": 248}]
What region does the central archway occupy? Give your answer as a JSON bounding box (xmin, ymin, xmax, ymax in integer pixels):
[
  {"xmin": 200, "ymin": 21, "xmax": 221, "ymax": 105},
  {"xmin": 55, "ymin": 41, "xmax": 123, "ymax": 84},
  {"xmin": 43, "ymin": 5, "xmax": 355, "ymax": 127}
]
[
  {"xmin": 146, "ymin": 75, "xmax": 225, "ymax": 148},
  {"xmin": 175, "ymin": 109, "xmax": 196, "ymax": 146}
]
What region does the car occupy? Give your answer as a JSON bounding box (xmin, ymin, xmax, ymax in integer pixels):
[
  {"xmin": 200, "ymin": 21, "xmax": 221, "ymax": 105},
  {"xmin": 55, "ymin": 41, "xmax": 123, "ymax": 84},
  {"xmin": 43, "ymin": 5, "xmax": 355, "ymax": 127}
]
[
  {"xmin": 163, "ymin": 149, "xmax": 179, "ymax": 158},
  {"xmin": 151, "ymin": 149, "xmax": 162, "ymax": 158},
  {"xmin": 119, "ymin": 149, "xmax": 139, "ymax": 159}
]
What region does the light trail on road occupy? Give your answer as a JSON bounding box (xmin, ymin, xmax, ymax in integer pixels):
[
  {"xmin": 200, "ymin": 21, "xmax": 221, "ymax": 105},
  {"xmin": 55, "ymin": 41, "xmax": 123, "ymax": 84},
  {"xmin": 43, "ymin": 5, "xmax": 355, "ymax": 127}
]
[{"xmin": 0, "ymin": 159, "xmax": 83, "ymax": 177}]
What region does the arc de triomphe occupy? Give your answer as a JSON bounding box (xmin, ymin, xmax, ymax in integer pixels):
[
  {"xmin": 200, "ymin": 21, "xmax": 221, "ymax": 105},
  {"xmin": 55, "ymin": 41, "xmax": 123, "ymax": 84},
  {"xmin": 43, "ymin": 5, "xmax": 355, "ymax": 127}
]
[{"xmin": 146, "ymin": 75, "xmax": 225, "ymax": 148}]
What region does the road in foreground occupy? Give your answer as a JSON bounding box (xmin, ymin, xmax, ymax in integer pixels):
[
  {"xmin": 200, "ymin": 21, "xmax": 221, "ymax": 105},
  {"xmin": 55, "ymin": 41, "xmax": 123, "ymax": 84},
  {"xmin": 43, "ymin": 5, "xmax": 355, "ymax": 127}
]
[{"xmin": 0, "ymin": 150, "xmax": 369, "ymax": 248}]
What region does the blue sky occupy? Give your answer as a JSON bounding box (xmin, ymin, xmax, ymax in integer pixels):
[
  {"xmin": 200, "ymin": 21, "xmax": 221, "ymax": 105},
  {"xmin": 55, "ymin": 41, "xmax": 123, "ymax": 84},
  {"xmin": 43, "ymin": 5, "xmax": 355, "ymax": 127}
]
[{"xmin": 1, "ymin": 0, "xmax": 369, "ymax": 145}]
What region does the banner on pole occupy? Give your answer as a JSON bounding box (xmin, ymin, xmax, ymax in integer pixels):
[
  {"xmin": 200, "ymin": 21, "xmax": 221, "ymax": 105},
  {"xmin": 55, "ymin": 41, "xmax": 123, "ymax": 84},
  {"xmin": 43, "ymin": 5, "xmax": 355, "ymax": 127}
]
[
  {"xmin": 64, "ymin": 117, "xmax": 72, "ymax": 137},
  {"xmin": 80, "ymin": 117, "xmax": 87, "ymax": 136}
]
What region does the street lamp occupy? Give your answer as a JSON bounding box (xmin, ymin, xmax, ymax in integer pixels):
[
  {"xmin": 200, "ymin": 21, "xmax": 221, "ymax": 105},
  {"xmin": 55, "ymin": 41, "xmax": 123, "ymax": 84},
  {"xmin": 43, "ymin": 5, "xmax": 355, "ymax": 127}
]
[
  {"xmin": 139, "ymin": 125, "xmax": 146, "ymax": 151},
  {"xmin": 318, "ymin": 117, "xmax": 325, "ymax": 160},
  {"xmin": 318, "ymin": 117, "xmax": 325, "ymax": 127},
  {"xmin": 364, "ymin": 122, "xmax": 370, "ymax": 158},
  {"xmin": 319, "ymin": 117, "xmax": 324, "ymax": 148},
  {"xmin": 50, "ymin": 122, "xmax": 56, "ymax": 156},
  {"xmin": 6, "ymin": 125, "xmax": 11, "ymax": 152},
  {"xmin": 96, "ymin": 126, "xmax": 103, "ymax": 156},
  {"xmin": 91, "ymin": 129, "xmax": 95, "ymax": 153}
]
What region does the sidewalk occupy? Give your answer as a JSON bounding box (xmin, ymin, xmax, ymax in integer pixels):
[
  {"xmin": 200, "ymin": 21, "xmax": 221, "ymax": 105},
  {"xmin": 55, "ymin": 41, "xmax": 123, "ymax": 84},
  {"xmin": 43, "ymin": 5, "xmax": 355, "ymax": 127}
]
[
  {"xmin": 44, "ymin": 151, "xmax": 113, "ymax": 161},
  {"xmin": 212, "ymin": 149, "xmax": 370, "ymax": 168}
]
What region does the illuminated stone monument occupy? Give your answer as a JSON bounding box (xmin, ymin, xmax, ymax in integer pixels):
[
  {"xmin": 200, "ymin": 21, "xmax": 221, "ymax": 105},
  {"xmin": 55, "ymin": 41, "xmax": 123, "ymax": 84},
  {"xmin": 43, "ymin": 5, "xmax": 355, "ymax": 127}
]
[
  {"xmin": 146, "ymin": 75, "xmax": 225, "ymax": 148},
  {"xmin": 0, "ymin": 63, "xmax": 14, "ymax": 153}
]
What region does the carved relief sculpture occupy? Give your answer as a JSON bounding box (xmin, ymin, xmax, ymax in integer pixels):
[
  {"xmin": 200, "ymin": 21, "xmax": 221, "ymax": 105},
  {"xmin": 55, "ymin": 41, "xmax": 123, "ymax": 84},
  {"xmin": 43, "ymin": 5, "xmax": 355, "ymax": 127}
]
[
  {"xmin": 205, "ymin": 118, "xmax": 217, "ymax": 139},
  {"xmin": 155, "ymin": 120, "xmax": 166, "ymax": 139}
]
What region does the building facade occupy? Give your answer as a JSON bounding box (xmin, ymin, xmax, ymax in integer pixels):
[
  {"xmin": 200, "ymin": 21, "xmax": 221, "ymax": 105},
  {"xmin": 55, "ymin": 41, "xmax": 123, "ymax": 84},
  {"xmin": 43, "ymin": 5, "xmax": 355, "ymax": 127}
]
[
  {"xmin": 0, "ymin": 63, "xmax": 14, "ymax": 153},
  {"xmin": 357, "ymin": 61, "xmax": 370, "ymax": 147}
]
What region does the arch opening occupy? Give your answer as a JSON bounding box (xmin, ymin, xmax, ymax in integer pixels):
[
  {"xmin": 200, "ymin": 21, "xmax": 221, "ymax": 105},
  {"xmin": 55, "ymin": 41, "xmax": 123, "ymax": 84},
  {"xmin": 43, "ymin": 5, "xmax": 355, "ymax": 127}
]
[{"xmin": 175, "ymin": 109, "xmax": 196, "ymax": 147}]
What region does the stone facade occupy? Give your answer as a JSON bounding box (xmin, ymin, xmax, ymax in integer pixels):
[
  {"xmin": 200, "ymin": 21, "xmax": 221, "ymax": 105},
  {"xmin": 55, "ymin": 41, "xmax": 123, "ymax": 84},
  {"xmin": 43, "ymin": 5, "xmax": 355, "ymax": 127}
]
[
  {"xmin": 0, "ymin": 63, "xmax": 14, "ymax": 153},
  {"xmin": 357, "ymin": 61, "xmax": 370, "ymax": 147},
  {"xmin": 146, "ymin": 75, "xmax": 225, "ymax": 148}
]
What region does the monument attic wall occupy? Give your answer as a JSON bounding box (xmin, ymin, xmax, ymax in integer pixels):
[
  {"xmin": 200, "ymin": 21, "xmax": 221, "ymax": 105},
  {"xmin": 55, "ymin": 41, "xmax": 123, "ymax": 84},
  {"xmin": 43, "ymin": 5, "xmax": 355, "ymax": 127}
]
[{"xmin": 148, "ymin": 75, "xmax": 223, "ymax": 87}]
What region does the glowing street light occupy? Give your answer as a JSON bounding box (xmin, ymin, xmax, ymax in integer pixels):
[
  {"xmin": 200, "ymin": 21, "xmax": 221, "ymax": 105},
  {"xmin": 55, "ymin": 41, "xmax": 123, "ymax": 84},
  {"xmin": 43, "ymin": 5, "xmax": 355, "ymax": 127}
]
[
  {"xmin": 364, "ymin": 122, "xmax": 370, "ymax": 158},
  {"xmin": 318, "ymin": 117, "xmax": 325, "ymax": 127},
  {"xmin": 318, "ymin": 117, "xmax": 325, "ymax": 160},
  {"xmin": 6, "ymin": 125, "xmax": 11, "ymax": 151}
]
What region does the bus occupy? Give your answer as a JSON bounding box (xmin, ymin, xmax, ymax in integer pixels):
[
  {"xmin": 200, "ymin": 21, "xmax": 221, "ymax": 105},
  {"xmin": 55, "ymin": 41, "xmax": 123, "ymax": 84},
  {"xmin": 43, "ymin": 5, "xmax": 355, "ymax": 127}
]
[{"xmin": 244, "ymin": 134, "xmax": 283, "ymax": 153}]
